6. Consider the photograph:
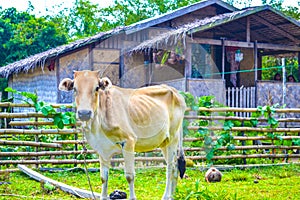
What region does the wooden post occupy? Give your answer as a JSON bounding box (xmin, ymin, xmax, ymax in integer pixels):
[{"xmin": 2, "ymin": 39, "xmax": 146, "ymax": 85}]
[
  {"xmin": 298, "ymin": 52, "xmax": 300, "ymax": 81},
  {"xmin": 246, "ymin": 17, "xmax": 250, "ymax": 42},
  {"xmin": 241, "ymin": 121, "xmax": 247, "ymax": 165},
  {"xmin": 74, "ymin": 131, "xmax": 78, "ymax": 168},
  {"xmin": 254, "ymin": 40, "xmax": 258, "ymax": 82},
  {"xmin": 221, "ymin": 38, "xmax": 225, "ymax": 80},
  {"xmin": 35, "ymin": 108, "xmax": 39, "ymax": 169}
]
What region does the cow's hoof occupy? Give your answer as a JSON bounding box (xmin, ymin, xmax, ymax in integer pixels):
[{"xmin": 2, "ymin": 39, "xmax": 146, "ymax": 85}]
[{"xmin": 109, "ymin": 190, "xmax": 127, "ymax": 199}]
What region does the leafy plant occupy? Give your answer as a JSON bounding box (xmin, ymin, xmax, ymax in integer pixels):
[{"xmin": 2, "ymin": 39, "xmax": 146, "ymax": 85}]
[{"xmin": 4, "ymin": 87, "xmax": 75, "ymax": 129}]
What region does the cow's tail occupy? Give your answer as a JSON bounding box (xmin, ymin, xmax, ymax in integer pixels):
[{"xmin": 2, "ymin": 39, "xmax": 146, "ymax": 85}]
[{"xmin": 178, "ymin": 122, "xmax": 186, "ymax": 179}]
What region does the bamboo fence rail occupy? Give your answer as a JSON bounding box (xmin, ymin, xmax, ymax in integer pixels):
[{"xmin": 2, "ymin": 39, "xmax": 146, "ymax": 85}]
[
  {"xmin": 0, "ymin": 129, "xmax": 79, "ymax": 135},
  {"xmin": 189, "ymin": 126, "xmax": 300, "ymax": 132},
  {"xmin": 1, "ymin": 154, "xmax": 300, "ymax": 165},
  {"xmin": 185, "ymin": 115, "xmax": 300, "ymax": 122},
  {"xmin": 0, "ymin": 104, "xmax": 300, "ymax": 168},
  {"xmin": 0, "ymin": 140, "xmax": 62, "ymax": 148}
]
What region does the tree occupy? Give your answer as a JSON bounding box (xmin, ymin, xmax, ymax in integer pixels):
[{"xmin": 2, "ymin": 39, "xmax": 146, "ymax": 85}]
[
  {"xmin": 61, "ymin": 0, "xmax": 103, "ymax": 39},
  {"xmin": 0, "ymin": 7, "xmax": 68, "ymax": 67},
  {"xmin": 99, "ymin": 0, "xmax": 200, "ymax": 30}
]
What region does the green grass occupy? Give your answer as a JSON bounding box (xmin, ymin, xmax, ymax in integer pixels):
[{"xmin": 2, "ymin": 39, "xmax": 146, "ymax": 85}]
[{"xmin": 1, "ymin": 164, "xmax": 300, "ymax": 200}]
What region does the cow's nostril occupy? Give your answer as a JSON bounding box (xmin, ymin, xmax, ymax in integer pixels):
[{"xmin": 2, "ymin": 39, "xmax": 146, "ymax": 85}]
[{"xmin": 77, "ymin": 110, "xmax": 92, "ymax": 121}]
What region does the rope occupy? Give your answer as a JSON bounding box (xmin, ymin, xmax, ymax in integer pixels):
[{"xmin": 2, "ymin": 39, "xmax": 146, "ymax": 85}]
[
  {"xmin": 200, "ymin": 64, "xmax": 295, "ymax": 77},
  {"xmin": 80, "ymin": 126, "xmax": 96, "ymax": 200}
]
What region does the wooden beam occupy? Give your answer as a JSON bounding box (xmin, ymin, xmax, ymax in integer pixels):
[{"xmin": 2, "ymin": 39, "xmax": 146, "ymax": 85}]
[
  {"xmin": 18, "ymin": 164, "xmax": 101, "ymax": 199},
  {"xmin": 188, "ymin": 38, "xmax": 300, "ymax": 51},
  {"xmin": 298, "ymin": 52, "xmax": 300, "ymax": 81},
  {"xmin": 246, "ymin": 16, "xmax": 250, "ymax": 42},
  {"xmin": 253, "ymin": 15, "xmax": 300, "ymax": 44},
  {"xmin": 257, "ymin": 43, "xmax": 300, "ymax": 51}
]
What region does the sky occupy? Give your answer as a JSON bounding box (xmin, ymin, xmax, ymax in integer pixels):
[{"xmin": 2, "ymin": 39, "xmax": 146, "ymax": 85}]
[{"xmin": 0, "ymin": 0, "xmax": 299, "ymax": 17}]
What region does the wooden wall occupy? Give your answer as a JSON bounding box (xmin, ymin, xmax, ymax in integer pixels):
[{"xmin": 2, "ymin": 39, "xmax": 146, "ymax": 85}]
[
  {"xmin": 58, "ymin": 48, "xmax": 90, "ymax": 103},
  {"xmin": 10, "ymin": 67, "xmax": 57, "ymax": 104},
  {"xmin": 240, "ymin": 48, "xmax": 255, "ymax": 87}
]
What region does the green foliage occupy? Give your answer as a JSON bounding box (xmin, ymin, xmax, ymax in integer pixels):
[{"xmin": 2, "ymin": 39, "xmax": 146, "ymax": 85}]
[
  {"xmin": 180, "ymin": 92, "xmax": 235, "ymax": 163},
  {"xmin": 261, "ymin": 55, "xmax": 298, "ymax": 81},
  {"xmin": 4, "ymin": 87, "xmax": 75, "ymax": 129},
  {"xmin": 180, "ymin": 91, "xmax": 298, "ymax": 165},
  {"xmin": 0, "ymin": 7, "xmax": 68, "ymax": 67}
]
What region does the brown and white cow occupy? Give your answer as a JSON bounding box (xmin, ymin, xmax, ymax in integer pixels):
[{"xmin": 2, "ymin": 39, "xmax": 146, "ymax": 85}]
[{"xmin": 59, "ymin": 70, "xmax": 186, "ymax": 200}]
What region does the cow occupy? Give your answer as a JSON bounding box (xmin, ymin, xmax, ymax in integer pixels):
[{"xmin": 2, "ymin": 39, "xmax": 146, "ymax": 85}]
[{"xmin": 58, "ymin": 70, "xmax": 187, "ymax": 200}]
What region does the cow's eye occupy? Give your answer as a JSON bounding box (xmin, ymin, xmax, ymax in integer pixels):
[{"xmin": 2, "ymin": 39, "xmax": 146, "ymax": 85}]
[{"xmin": 95, "ymin": 86, "xmax": 99, "ymax": 91}]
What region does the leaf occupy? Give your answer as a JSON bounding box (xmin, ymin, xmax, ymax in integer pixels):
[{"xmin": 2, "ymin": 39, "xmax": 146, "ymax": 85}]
[
  {"xmin": 198, "ymin": 120, "xmax": 209, "ymax": 126},
  {"xmin": 53, "ymin": 114, "xmax": 62, "ymax": 125},
  {"xmin": 267, "ymin": 133, "xmax": 275, "ymax": 139},
  {"xmin": 57, "ymin": 120, "xmax": 64, "ymax": 129},
  {"xmin": 4, "ymin": 87, "xmax": 17, "ymax": 93},
  {"xmin": 292, "ymin": 139, "xmax": 300, "ymax": 146},
  {"xmin": 204, "ymin": 136, "xmax": 213, "ymax": 145},
  {"xmin": 198, "ymin": 127, "xmax": 208, "ymax": 136},
  {"xmin": 41, "ymin": 107, "xmax": 49, "ymax": 116},
  {"xmin": 191, "ymin": 105, "xmax": 199, "ymax": 111},
  {"xmin": 161, "ymin": 51, "xmax": 169, "ymax": 64},
  {"xmin": 206, "ymin": 150, "xmax": 214, "ymax": 161},
  {"xmin": 62, "ymin": 115, "xmax": 71, "ymax": 124},
  {"xmin": 227, "ymin": 144, "xmax": 235, "ymax": 150},
  {"xmin": 223, "ymin": 120, "xmax": 234, "ymax": 130},
  {"xmin": 250, "ymin": 118, "xmax": 258, "ymax": 127},
  {"xmin": 268, "ymin": 117, "xmax": 278, "ymax": 126}
]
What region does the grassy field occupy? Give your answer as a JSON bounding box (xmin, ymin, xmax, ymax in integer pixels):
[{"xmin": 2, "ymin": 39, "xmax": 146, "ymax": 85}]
[{"xmin": 0, "ymin": 164, "xmax": 300, "ymax": 200}]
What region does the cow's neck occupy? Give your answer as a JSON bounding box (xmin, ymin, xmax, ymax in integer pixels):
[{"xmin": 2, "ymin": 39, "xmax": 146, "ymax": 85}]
[{"xmin": 97, "ymin": 89, "xmax": 119, "ymax": 132}]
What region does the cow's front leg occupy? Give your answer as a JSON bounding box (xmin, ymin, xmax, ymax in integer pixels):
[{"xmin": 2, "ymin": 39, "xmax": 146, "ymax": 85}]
[
  {"xmin": 122, "ymin": 140, "xmax": 136, "ymax": 200},
  {"xmin": 99, "ymin": 159, "xmax": 110, "ymax": 200}
]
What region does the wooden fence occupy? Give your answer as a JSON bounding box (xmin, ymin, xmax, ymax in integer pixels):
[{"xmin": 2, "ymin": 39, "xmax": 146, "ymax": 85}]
[{"xmin": 0, "ymin": 103, "xmax": 300, "ymax": 171}]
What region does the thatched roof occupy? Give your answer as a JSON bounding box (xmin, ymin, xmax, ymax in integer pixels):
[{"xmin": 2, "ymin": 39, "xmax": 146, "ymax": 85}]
[
  {"xmin": 0, "ymin": 27, "xmax": 124, "ymax": 78},
  {"xmin": 131, "ymin": 5, "xmax": 300, "ymax": 52}
]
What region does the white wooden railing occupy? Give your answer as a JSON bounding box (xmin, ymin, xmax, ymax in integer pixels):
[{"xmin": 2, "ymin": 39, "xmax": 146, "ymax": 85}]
[{"xmin": 226, "ymin": 87, "xmax": 256, "ymax": 116}]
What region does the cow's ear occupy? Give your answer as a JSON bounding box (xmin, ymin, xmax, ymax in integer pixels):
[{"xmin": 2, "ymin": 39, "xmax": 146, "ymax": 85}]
[
  {"xmin": 59, "ymin": 78, "xmax": 74, "ymax": 91},
  {"xmin": 99, "ymin": 77, "xmax": 112, "ymax": 91}
]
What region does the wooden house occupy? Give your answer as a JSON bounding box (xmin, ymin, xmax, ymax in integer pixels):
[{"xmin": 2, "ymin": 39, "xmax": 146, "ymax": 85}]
[{"xmin": 1, "ymin": 0, "xmax": 300, "ymax": 109}]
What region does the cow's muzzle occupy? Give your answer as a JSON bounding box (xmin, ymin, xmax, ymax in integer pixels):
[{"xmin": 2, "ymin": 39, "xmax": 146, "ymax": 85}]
[{"xmin": 77, "ymin": 110, "xmax": 92, "ymax": 121}]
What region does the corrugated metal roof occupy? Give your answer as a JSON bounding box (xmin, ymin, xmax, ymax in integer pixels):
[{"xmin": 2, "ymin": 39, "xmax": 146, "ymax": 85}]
[{"xmin": 124, "ymin": 0, "xmax": 238, "ymax": 34}]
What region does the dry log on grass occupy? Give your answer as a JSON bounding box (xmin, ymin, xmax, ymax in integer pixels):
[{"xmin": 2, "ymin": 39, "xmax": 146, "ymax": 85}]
[{"xmin": 17, "ymin": 164, "xmax": 101, "ymax": 199}]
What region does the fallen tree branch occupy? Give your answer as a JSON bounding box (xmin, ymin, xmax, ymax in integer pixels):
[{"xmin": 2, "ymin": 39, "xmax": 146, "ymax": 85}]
[
  {"xmin": 0, "ymin": 193, "xmax": 27, "ymax": 198},
  {"xmin": 17, "ymin": 164, "xmax": 101, "ymax": 199}
]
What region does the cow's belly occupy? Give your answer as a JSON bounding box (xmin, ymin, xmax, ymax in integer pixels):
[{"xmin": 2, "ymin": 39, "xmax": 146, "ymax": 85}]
[
  {"xmin": 128, "ymin": 95, "xmax": 175, "ymax": 152},
  {"xmin": 85, "ymin": 131, "xmax": 121, "ymax": 161},
  {"xmin": 134, "ymin": 126, "xmax": 171, "ymax": 152}
]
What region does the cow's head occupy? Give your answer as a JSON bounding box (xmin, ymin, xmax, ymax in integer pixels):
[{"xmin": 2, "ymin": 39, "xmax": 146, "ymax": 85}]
[{"xmin": 58, "ymin": 70, "xmax": 112, "ymax": 122}]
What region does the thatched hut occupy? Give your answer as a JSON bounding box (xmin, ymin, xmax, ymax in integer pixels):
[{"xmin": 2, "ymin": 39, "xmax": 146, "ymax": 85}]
[{"xmin": 1, "ymin": 0, "xmax": 300, "ymax": 109}]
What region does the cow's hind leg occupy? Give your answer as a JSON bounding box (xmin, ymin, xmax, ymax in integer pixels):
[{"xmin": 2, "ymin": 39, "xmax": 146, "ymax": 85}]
[
  {"xmin": 161, "ymin": 138, "xmax": 179, "ymax": 200},
  {"xmin": 123, "ymin": 142, "xmax": 137, "ymax": 200}
]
